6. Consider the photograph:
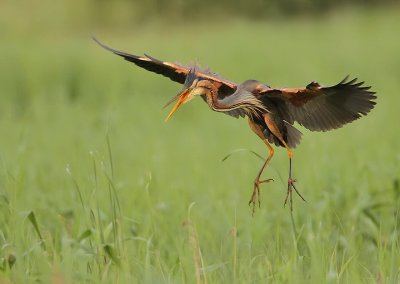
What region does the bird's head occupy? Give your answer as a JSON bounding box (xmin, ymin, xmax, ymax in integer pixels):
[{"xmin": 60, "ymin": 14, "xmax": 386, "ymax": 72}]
[{"xmin": 163, "ymin": 68, "xmax": 214, "ymax": 121}]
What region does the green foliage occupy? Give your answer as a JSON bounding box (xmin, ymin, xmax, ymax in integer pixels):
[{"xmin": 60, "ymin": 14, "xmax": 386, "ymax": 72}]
[{"xmin": 1, "ymin": 5, "xmax": 400, "ymax": 284}]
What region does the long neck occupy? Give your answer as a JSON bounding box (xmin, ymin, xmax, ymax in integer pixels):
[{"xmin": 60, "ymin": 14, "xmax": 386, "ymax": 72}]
[
  {"xmin": 193, "ymin": 82, "xmax": 231, "ymax": 112},
  {"xmin": 204, "ymin": 89, "xmax": 225, "ymax": 111},
  {"xmin": 194, "ymin": 82, "xmax": 266, "ymax": 117}
]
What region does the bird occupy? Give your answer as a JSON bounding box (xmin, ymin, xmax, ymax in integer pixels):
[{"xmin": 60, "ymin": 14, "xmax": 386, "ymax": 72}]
[{"xmin": 93, "ymin": 37, "xmax": 376, "ymax": 212}]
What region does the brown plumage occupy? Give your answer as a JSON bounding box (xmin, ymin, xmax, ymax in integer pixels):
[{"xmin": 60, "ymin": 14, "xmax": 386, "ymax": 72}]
[{"xmin": 93, "ymin": 37, "xmax": 376, "ymax": 212}]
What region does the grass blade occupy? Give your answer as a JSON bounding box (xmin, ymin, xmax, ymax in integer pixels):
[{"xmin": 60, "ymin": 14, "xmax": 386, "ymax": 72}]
[
  {"xmin": 221, "ymin": 148, "xmax": 265, "ymax": 162},
  {"xmin": 27, "ymin": 211, "xmax": 46, "ymax": 251},
  {"xmin": 104, "ymin": 244, "xmax": 120, "ymax": 266}
]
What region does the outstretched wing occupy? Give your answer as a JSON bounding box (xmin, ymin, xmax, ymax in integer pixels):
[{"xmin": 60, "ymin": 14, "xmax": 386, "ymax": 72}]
[
  {"xmin": 92, "ymin": 37, "xmax": 237, "ymax": 90},
  {"xmin": 93, "ymin": 36, "xmax": 188, "ymax": 83},
  {"xmin": 261, "ymin": 77, "xmax": 377, "ymax": 131}
]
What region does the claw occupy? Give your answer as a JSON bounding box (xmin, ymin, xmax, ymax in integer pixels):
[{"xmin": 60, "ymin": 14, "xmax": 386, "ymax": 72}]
[
  {"xmin": 249, "ymin": 178, "xmax": 274, "ymax": 214},
  {"xmin": 284, "ymin": 178, "xmax": 306, "ymax": 211},
  {"xmin": 259, "ymin": 178, "xmax": 274, "ymax": 184}
]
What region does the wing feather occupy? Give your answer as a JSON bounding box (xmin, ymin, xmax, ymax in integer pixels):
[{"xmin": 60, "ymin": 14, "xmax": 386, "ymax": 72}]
[
  {"xmin": 92, "ymin": 37, "xmax": 237, "ymax": 90},
  {"xmin": 261, "ymin": 77, "xmax": 376, "ymax": 131},
  {"xmin": 93, "ymin": 37, "xmax": 188, "ymax": 83}
]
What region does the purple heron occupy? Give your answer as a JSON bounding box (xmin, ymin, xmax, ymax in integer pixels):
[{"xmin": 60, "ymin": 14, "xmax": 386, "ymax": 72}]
[{"xmin": 93, "ymin": 37, "xmax": 376, "ymax": 212}]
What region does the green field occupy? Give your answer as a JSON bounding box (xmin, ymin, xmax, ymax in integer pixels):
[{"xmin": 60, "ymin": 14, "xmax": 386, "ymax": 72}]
[{"xmin": 1, "ymin": 5, "xmax": 400, "ymax": 283}]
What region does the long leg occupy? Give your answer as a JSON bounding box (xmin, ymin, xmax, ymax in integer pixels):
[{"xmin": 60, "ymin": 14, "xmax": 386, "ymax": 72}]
[
  {"xmin": 263, "ymin": 114, "xmax": 306, "ymax": 210},
  {"xmin": 248, "ymin": 119, "xmax": 274, "ymax": 213},
  {"xmin": 282, "ymin": 148, "xmax": 306, "ymax": 210}
]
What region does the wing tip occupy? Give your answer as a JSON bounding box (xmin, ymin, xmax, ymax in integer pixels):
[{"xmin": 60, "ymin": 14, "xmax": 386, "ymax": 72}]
[
  {"xmin": 91, "ymin": 36, "xmax": 106, "ymax": 49},
  {"xmin": 337, "ymin": 76, "xmax": 377, "ymax": 98},
  {"xmin": 91, "ymin": 36, "xmax": 120, "ymax": 55}
]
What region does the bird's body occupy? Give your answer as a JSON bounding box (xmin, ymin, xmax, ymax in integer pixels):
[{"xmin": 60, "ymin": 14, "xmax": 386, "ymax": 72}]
[{"xmin": 93, "ymin": 37, "xmax": 376, "ymax": 211}]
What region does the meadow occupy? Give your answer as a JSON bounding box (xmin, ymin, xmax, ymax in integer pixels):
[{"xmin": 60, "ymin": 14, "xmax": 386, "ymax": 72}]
[{"xmin": 0, "ymin": 5, "xmax": 400, "ymax": 283}]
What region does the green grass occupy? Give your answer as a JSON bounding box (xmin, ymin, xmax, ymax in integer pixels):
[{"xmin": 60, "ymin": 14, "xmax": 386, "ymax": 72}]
[{"xmin": 1, "ymin": 6, "xmax": 400, "ymax": 283}]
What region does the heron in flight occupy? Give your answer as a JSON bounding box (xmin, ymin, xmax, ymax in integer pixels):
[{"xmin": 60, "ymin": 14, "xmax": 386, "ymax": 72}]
[{"xmin": 93, "ymin": 37, "xmax": 376, "ymax": 212}]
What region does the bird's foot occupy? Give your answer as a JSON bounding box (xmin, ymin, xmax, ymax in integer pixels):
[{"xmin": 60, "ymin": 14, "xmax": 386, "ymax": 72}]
[
  {"xmin": 284, "ymin": 178, "xmax": 306, "ymax": 211},
  {"xmin": 248, "ymin": 178, "xmax": 274, "ymax": 214}
]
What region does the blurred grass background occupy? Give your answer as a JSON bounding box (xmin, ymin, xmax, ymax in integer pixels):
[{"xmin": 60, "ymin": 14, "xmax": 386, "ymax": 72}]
[{"xmin": 1, "ymin": 0, "xmax": 400, "ymax": 283}]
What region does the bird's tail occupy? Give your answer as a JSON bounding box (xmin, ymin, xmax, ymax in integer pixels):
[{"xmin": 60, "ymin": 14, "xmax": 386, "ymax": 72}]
[
  {"xmin": 263, "ymin": 121, "xmax": 302, "ymax": 149},
  {"xmin": 284, "ymin": 121, "xmax": 302, "ymax": 149}
]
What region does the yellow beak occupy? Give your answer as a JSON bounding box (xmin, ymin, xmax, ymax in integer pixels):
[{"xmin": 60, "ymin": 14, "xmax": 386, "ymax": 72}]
[{"xmin": 164, "ymin": 88, "xmax": 190, "ymax": 122}]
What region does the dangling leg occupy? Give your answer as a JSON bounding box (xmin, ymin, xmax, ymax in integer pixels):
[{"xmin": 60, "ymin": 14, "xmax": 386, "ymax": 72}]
[
  {"xmin": 248, "ymin": 119, "xmax": 274, "ymax": 213},
  {"xmin": 249, "ymin": 142, "xmax": 274, "ymax": 210},
  {"xmin": 283, "ymin": 149, "xmax": 306, "ymax": 211},
  {"xmin": 263, "ymin": 114, "xmax": 306, "ymax": 210}
]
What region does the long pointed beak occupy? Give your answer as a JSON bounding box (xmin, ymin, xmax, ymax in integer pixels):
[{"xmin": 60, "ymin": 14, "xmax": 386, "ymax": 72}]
[
  {"xmin": 162, "ymin": 93, "xmax": 180, "ymax": 110},
  {"xmin": 164, "ymin": 89, "xmax": 190, "ymax": 122}
]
